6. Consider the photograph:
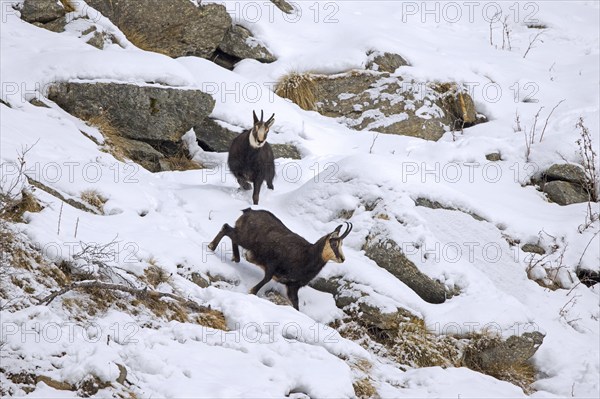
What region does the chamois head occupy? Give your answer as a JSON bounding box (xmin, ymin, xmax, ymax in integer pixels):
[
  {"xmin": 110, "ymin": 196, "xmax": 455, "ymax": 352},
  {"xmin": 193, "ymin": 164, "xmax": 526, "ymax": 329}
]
[
  {"xmin": 250, "ymin": 110, "xmax": 275, "ymax": 148},
  {"xmin": 321, "ymin": 222, "xmax": 353, "ymax": 263}
]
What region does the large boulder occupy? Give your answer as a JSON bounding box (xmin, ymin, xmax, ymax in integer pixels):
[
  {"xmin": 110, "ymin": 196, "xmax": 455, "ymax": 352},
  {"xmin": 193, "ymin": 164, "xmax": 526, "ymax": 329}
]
[
  {"xmin": 48, "ymin": 82, "xmax": 214, "ymax": 144},
  {"xmin": 543, "ymin": 181, "xmax": 589, "ymax": 205},
  {"xmin": 20, "ymin": 0, "xmax": 65, "ymax": 23},
  {"xmin": 310, "ymin": 71, "xmax": 481, "ymax": 141},
  {"xmin": 544, "ymin": 164, "xmax": 586, "ymax": 185},
  {"xmin": 218, "ymin": 25, "xmax": 276, "ymax": 64},
  {"xmin": 464, "ymin": 331, "xmax": 544, "ymax": 372},
  {"xmin": 85, "ymin": 0, "xmax": 231, "ymax": 59},
  {"xmin": 363, "ymin": 235, "xmax": 447, "ymax": 304}
]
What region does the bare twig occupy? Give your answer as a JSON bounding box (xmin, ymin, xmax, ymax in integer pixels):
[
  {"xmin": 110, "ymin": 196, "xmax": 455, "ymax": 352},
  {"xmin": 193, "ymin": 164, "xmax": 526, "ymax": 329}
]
[
  {"xmin": 538, "ymin": 99, "xmax": 565, "ymax": 142},
  {"xmin": 57, "ymin": 202, "xmax": 63, "ymax": 235},
  {"xmin": 369, "ymin": 132, "xmax": 380, "ymax": 154},
  {"xmin": 523, "ymin": 30, "xmax": 545, "ymax": 59}
]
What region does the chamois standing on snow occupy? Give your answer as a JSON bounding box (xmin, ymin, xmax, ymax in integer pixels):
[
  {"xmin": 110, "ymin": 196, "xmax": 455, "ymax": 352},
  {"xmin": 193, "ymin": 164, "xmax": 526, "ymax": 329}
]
[
  {"xmin": 228, "ymin": 110, "xmax": 275, "ymax": 205},
  {"xmin": 208, "ymin": 209, "xmax": 353, "ymax": 310}
]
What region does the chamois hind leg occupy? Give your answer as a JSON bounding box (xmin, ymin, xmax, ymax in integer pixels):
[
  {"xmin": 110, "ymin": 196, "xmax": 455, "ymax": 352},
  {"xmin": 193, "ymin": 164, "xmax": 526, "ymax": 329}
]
[
  {"xmin": 208, "ymin": 224, "xmax": 237, "ymax": 252},
  {"xmin": 286, "ymin": 285, "xmax": 300, "ymax": 310},
  {"xmin": 249, "ymin": 269, "xmax": 274, "ymax": 295},
  {"xmin": 232, "ymin": 244, "xmax": 240, "ymax": 263}
]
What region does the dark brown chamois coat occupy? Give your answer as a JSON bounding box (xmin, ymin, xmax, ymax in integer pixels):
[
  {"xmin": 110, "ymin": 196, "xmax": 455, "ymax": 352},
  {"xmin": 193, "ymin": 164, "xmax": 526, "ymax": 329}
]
[
  {"xmin": 228, "ymin": 111, "xmax": 275, "ymax": 205},
  {"xmin": 208, "ymin": 209, "xmax": 353, "ymax": 310}
]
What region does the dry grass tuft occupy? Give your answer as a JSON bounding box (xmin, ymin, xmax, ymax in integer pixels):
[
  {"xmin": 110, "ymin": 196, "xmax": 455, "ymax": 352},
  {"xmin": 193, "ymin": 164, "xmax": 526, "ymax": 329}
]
[
  {"xmin": 162, "ymin": 152, "xmax": 203, "ymax": 171},
  {"xmin": 86, "ymin": 115, "xmax": 130, "ymax": 161},
  {"xmin": 80, "ymin": 189, "xmax": 107, "ymax": 213},
  {"xmin": 144, "ymin": 263, "xmax": 171, "ymax": 288},
  {"xmin": 1, "ymin": 189, "xmax": 43, "ymax": 222},
  {"xmin": 195, "ymin": 308, "xmax": 228, "ymax": 331},
  {"xmin": 59, "ymin": 0, "xmax": 76, "ymax": 13},
  {"xmin": 463, "ymin": 332, "xmax": 536, "ymax": 394},
  {"xmin": 276, "ymin": 72, "xmax": 317, "ymax": 111},
  {"xmin": 353, "ymin": 378, "xmax": 378, "ymax": 399}
]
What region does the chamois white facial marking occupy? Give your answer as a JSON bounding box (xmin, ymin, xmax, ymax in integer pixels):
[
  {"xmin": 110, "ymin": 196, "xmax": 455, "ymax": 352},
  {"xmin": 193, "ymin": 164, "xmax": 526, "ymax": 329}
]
[{"xmin": 248, "ymin": 110, "xmax": 275, "ymax": 148}]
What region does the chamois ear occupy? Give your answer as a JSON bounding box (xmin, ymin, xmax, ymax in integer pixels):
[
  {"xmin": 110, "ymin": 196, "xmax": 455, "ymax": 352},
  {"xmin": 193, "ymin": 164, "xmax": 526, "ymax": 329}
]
[
  {"xmin": 266, "ymin": 113, "xmax": 275, "ymax": 128},
  {"xmin": 253, "ymin": 110, "xmax": 259, "ymax": 125}
]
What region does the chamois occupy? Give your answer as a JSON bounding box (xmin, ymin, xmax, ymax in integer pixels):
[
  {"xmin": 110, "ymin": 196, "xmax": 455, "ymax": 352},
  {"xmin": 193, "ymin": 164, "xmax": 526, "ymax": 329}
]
[
  {"xmin": 208, "ymin": 209, "xmax": 353, "ymax": 310},
  {"xmin": 228, "ymin": 110, "xmax": 275, "ymax": 205}
]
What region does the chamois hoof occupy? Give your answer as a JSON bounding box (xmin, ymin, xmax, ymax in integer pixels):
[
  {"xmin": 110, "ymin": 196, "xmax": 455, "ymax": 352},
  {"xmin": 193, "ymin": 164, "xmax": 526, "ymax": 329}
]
[
  {"xmin": 207, "ymin": 243, "xmax": 216, "ymax": 252},
  {"xmin": 232, "ymin": 256, "xmax": 240, "ymax": 263}
]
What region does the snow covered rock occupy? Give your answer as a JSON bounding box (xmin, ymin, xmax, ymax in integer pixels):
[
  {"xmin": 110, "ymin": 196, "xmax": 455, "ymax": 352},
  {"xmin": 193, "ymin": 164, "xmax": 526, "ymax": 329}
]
[
  {"xmin": 48, "ymin": 82, "xmax": 214, "ymax": 143},
  {"xmin": 363, "ymin": 235, "xmax": 447, "ymax": 304},
  {"xmin": 311, "ymin": 71, "xmax": 481, "ymax": 140},
  {"xmin": 19, "ymin": 0, "xmax": 65, "ymax": 24},
  {"xmin": 218, "ymin": 25, "xmax": 276, "ymax": 66},
  {"xmin": 85, "ymin": 0, "xmax": 231, "ymax": 59},
  {"xmin": 366, "ymin": 51, "xmax": 409, "ymax": 73},
  {"xmin": 464, "ymin": 332, "xmax": 544, "ymax": 374},
  {"xmin": 543, "ymin": 181, "xmax": 589, "ymax": 205}
]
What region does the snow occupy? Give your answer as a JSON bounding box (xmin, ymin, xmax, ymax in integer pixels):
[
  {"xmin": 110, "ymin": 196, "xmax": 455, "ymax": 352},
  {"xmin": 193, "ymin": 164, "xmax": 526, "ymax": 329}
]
[{"xmin": 1, "ymin": 0, "xmax": 599, "ymax": 397}]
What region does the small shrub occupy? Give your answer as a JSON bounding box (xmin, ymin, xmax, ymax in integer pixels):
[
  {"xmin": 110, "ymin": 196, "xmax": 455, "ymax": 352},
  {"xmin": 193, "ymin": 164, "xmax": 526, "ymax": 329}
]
[
  {"xmin": 80, "ymin": 189, "xmax": 107, "ymax": 213},
  {"xmin": 276, "ymin": 72, "xmax": 317, "ymax": 111}
]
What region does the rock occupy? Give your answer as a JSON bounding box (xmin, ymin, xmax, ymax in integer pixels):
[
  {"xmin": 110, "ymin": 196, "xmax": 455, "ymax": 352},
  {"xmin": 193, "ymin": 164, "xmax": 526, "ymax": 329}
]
[
  {"xmin": 464, "ymin": 331, "xmax": 544, "ymax": 371},
  {"xmin": 85, "ymin": 0, "xmax": 231, "ymax": 59},
  {"xmin": 195, "ymin": 118, "xmax": 301, "ymax": 159},
  {"xmin": 33, "ymin": 16, "xmax": 67, "ymax": 33},
  {"xmin": 195, "ymin": 118, "xmax": 238, "ymax": 152},
  {"xmin": 20, "ymin": 0, "xmax": 65, "ymax": 23},
  {"xmin": 115, "ymin": 364, "xmax": 127, "ymax": 385},
  {"xmin": 191, "ymin": 272, "xmax": 210, "ymax": 288},
  {"xmin": 544, "ymin": 164, "xmax": 587, "ymax": 185},
  {"xmin": 272, "ymin": 144, "xmax": 301, "ymax": 160},
  {"xmin": 576, "ymin": 268, "xmax": 600, "ymax": 287},
  {"xmin": 486, "ymin": 152, "xmax": 502, "ymax": 161},
  {"xmin": 363, "ymin": 235, "xmax": 447, "ymax": 304},
  {"xmin": 116, "ymin": 138, "xmax": 165, "ymax": 173},
  {"xmin": 366, "ymin": 51, "xmax": 409, "ymax": 73},
  {"xmin": 521, "ymin": 243, "xmax": 545, "ymax": 255},
  {"xmin": 86, "ymin": 31, "xmax": 106, "ymax": 49},
  {"xmin": 36, "ymin": 375, "xmax": 74, "ymax": 391},
  {"xmin": 270, "ymin": 0, "xmax": 294, "ymax": 13},
  {"xmin": 543, "ymin": 181, "xmax": 589, "ymax": 205},
  {"xmin": 312, "ymin": 71, "xmax": 481, "ymax": 141},
  {"xmin": 415, "ymin": 197, "xmax": 486, "ymax": 221},
  {"xmin": 47, "ymin": 82, "xmax": 215, "ymax": 144},
  {"xmin": 218, "ymin": 25, "xmax": 276, "ymax": 64},
  {"xmin": 436, "ymin": 84, "xmax": 479, "ymax": 125}
]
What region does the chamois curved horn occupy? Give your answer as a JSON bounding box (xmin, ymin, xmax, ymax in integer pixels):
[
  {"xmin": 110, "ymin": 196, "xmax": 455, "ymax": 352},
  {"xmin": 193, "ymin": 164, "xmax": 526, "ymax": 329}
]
[
  {"xmin": 260, "ymin": 110, "xmax": 264, "ymax": 122},
  {"xmin": 340, "ymin": 222, "xmax": 352, "ymax": 239}
]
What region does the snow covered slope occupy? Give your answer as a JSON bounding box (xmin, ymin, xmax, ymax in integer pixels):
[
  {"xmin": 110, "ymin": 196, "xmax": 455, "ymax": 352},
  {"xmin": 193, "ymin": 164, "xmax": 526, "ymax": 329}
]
[{"xmin": 1, "ymin": 1, "xmax": 599, "ymax": 398}]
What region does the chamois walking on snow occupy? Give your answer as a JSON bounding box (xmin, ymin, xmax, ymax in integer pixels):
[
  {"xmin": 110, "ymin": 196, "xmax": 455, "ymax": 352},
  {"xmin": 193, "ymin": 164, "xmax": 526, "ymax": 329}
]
[
  {"xmin": 208, "ymin": 209, "xmax": 353, "ymax": 310},
  {"xmin": 228, "ymin": 110, "xmax": 275, "ymax": 205}
]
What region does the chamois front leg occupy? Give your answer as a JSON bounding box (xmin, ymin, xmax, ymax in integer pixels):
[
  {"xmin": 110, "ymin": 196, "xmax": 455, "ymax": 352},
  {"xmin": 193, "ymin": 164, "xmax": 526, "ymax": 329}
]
[
  {"xmin": 286, "ymin": 285, "xmax": 300, "ymax": 310},
  {"xmin": 252, "ymin": 179, "xmax": 263, "ymax": 205},
  {"xmin": 208, "ymin": 224, "xmax": 236, "ymax": 252},
  {"xmin": 236, "ymin": 177, "xmax": 252, "ymax": 191},
  {"xmin": 249, "ymin": 269, "xmax": 274, "ymax": 295}
]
